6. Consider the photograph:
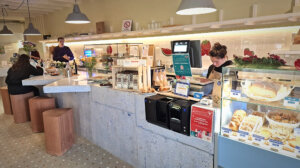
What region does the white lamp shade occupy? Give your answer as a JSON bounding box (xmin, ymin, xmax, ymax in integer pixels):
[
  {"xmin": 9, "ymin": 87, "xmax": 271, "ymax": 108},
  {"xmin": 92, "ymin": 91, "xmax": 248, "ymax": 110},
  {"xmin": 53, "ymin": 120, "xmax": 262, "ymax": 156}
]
[
  {"xmin": 0, "ymin": 25, "xmax": 13, "ymax": 35},
  {"xmin": 65, "ymin": 4, "xmax": 90, "ymax": 24},
  {"xmin": 176, "ymin": 0, "xmax": 217, "ymax": 15},
  {"xmin": 24, "ymin": 22, "xmax": 41, "ymax": 35}
]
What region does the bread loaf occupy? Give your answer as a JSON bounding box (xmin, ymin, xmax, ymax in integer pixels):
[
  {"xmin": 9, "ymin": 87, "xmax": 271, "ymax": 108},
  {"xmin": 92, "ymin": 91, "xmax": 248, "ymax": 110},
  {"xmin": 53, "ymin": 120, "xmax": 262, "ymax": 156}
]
[{"xmin": 229, "ymin": 110, "xmax": 246, "ymax": 131}]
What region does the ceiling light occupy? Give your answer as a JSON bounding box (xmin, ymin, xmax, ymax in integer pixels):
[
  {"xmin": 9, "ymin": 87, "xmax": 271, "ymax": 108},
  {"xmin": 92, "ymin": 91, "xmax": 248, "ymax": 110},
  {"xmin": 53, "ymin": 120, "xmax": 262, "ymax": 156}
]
[
  {"xmin": 65, "ymin": 0, "xmax": 90, "ymax": 24},
  {"xmin": 0, "ymin": 8, "xmax": 13, "ymax": 35},
  {"xmin": 24, "ymin": 22, "xmax": 41, "ymax": 35},
  {"xmin": 176, "ymin": 0, "xmax": 217, "ymax": 15},
  {"xmin": 24, "ymin": 0, "xmax": 41, "ymax": 35}
]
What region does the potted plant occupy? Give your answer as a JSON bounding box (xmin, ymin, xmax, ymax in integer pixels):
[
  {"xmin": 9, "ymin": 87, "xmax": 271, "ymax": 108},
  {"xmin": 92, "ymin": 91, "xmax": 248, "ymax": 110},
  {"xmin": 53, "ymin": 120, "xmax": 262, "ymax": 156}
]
[
  {"xmin": 233, "ymin": 53, "xmax": 286, "ymax": 69},
  {"xmin": 81, "ymin": 57, "xmax": 97, "ymax": 77}
]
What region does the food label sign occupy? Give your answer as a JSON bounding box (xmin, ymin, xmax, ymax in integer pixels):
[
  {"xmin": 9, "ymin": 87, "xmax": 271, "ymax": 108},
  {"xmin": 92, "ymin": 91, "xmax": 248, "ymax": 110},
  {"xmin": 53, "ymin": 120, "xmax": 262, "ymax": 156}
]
[
  {"xmin": 122, "ymin": 20, "xmax": 132, "ymax": 31},
  {"xmin": 283, "ymin": 97, "xmax": 299, "ymax": 109},
  {"xmin": 190, "ymin": 106, "xmax": 214, "ymax": 143}
]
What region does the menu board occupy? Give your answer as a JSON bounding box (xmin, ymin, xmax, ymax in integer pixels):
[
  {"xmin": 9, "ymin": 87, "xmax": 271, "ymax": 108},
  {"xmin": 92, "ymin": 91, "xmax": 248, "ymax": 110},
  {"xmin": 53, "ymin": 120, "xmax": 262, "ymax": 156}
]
[
  {"xmin": 172, "ymin": 54, "xmax": 192, "ymax": 77},
  {"xmin": 190, "ymin": 105, "xmax": 214, "ymax": 143}
]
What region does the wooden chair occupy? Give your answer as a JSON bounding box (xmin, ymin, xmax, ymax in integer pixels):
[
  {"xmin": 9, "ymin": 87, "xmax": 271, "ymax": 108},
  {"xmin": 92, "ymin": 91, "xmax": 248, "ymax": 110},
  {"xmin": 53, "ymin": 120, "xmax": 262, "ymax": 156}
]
[
  {"xmin": 0, "ymin": 87, "xmax": 12, "ymax": 115},
  {"xmin": 43, "ymin": 108, "xmax": 74, "ymax": 156},
  {"xmin": 29, "ymin": 97, "xmax": 56, "ymax": 132},
  {"xmin": 10, "ymin": 92, "xmax": 34, "ymax": 123}
]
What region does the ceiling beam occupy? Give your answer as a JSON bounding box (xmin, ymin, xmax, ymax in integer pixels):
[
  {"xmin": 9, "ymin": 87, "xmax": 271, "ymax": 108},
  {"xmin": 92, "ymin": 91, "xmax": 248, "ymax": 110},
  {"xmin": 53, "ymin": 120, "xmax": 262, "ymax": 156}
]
[{"xmin": 1, "ymin": 0, "xmax": 73, "ymax": 8}]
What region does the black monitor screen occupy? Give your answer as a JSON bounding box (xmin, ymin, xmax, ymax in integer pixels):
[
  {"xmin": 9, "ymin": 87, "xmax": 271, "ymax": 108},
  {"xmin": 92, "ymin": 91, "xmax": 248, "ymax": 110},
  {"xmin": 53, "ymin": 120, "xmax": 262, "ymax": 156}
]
[
  {"xmin": 171, "ymin": 40, "xmax": 202, "ymax": 68},
  {"xmin": 172, "ymin": 40, "xmax": 190, "ymax": 53}
]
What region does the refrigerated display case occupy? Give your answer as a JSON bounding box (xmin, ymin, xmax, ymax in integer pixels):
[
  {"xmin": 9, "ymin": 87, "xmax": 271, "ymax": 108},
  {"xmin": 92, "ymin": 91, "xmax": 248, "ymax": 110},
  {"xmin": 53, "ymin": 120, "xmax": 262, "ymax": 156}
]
[{"xmin": 218, "ymin": 66, "xmax": 300, "ymax": 168}]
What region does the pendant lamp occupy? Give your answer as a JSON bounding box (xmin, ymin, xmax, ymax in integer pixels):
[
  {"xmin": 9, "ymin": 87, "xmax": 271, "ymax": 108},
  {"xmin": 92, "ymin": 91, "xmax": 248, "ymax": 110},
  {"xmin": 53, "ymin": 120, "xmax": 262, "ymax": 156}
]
[
  {"xmin": 176, "ymin": 0, "xmax": 217, "ymax": 15},
  {"xmin": 65, "ymin": 0, "xmax": 90, "ymax": 24},
  {"xmin": 0, "ymin": 8, "xmax": 13, "ymax": 35},
  {"xmin": 23, "ymin": 0, "xmax": 41, "ymax": 35}
]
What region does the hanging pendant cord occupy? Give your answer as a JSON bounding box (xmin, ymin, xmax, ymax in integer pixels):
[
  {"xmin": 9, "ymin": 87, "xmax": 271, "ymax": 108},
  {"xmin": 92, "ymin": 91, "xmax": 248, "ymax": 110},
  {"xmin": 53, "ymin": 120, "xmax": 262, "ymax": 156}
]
[
  {"xmin": 1, "ymin": 8, "xmax": 8, "ymax": 25},
  {"xmin": 26, "ymin": 0, "xmax": 31, "ymax": 23},
  {"xmin": 5, "ymin": 0, "xmax": 25, "ymax": 10}
]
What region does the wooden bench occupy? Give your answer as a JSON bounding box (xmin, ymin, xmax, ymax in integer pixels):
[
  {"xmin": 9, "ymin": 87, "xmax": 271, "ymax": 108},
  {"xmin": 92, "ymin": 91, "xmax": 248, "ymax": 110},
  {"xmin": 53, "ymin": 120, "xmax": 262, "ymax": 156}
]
[
  {"xmin": 0, "ymin": 87, "xmax": 12, "ymax": 115},
  {"xmin": 43, "ymin": 108, "xmax": 74, "ymax": 156},
  {"xmin": 29, "ymin": 97, "xmax": 56, "ymax": 132},
  {"xmin": 10, "ymin": 92, "xmax": 34, "ymax": 123}
]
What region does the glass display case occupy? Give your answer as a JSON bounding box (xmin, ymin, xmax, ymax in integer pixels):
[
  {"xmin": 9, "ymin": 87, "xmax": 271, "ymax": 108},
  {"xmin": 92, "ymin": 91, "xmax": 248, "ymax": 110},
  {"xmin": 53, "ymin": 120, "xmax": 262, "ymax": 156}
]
[
  {"xmin": 83, "ymin": 43, "xmax": 143, "ymax": 73},
  {"xmin": 220, "ymin": 66, "xmax": 300, "ymax": 159}
]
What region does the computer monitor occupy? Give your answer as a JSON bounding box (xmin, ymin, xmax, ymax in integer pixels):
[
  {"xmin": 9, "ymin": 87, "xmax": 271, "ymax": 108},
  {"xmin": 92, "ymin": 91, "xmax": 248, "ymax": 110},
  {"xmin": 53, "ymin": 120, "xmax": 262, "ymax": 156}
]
[
  {"xmin": 171, "ymin": 40, "xmax": 202, "ymax": 68},
  {"xmin": 84, "ymin": 48, "xmax": 95, "ymax": 57}
]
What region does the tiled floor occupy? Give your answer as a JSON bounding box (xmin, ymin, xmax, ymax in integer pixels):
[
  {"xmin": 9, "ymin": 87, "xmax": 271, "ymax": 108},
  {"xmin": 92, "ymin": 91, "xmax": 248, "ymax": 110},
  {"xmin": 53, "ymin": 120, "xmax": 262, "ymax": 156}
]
[{"xmin": 0, "ymin": 107, "xmax": 132, "ymax": 168}]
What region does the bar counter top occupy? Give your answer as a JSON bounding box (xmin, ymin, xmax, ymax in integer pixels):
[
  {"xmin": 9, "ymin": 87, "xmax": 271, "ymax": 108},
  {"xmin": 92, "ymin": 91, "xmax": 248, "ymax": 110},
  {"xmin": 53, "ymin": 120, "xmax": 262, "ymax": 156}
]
[
  {"xmin": 22, "ymin": 71, "xmax": 92, "ymax": 93},
  {"xmin": 23, "ymin": 71, "xmax": 215, "ymax": 168}
]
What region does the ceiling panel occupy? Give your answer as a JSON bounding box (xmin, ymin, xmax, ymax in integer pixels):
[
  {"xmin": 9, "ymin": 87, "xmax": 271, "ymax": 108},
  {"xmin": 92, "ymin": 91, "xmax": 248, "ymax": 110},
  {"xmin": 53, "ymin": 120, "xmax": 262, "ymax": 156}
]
[{"xmin": 0, "ymin": 0, "xmax": 77, "ymax": 18}]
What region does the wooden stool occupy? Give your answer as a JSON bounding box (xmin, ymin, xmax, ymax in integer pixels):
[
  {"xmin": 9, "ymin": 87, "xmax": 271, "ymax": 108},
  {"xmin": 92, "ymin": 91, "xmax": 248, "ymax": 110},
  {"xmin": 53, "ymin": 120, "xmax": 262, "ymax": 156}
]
[
  {"xmin": 10, "ymin": 92, "xmax": 34, "ymax": 123},
  {"xmin": 43, "ymin": 108, "xmax": 74, "ymax": 156},
  {"xmin": 0, "ymin": 87, "xmax": 13, "ymax": 115},
  {"xmin": 29, "ymin": 97, "xmax": 56, "ymax": 133}
]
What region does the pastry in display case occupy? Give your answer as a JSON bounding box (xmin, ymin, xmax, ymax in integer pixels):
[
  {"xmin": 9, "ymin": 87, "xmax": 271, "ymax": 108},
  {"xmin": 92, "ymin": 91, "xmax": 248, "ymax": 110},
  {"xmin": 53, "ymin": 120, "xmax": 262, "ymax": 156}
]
[{"xmin": 220, "ymin": 67, "xmax": 300, "ymax": 159}]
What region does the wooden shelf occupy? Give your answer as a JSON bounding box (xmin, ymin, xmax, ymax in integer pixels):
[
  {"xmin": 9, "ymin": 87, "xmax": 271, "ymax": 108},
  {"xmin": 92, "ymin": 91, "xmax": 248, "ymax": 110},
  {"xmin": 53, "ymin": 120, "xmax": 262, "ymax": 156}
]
[{"xmin": 41, "ymin": 12, "xmax": 300, "ymax": 44}]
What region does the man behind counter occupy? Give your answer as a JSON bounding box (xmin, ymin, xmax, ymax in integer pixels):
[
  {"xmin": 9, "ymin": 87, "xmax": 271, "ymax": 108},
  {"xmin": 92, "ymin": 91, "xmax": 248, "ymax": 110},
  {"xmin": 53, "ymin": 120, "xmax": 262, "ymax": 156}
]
[{"xmin": 53, "ymin": 37, "xmax": 74, "ymax": 62}]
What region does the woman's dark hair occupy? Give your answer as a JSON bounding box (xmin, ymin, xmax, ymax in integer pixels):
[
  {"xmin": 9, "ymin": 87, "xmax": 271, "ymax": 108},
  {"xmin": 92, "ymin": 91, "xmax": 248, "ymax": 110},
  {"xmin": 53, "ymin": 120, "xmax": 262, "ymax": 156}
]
[
  {"xmin": 12, "ymin": 54, "xmax": 30, "ymax": 71},
  {"xmin": 209, "ymin": 42, "xmax": 227, "ymax": 59},
  {"xmin": 31, "ymin": 50, "xmax": 40, "ymax": 58},
  {"xmin": 57, "ymin": 37, "xmax": 64, "ymax": 41}
]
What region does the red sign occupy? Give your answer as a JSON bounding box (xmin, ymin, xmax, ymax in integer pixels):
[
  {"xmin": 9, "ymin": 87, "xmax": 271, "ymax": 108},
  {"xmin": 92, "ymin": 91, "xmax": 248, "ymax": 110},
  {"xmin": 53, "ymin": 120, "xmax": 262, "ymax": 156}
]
[{"xmin": 190, "ymin": 106, "xmax": 214, "ymax": 142}]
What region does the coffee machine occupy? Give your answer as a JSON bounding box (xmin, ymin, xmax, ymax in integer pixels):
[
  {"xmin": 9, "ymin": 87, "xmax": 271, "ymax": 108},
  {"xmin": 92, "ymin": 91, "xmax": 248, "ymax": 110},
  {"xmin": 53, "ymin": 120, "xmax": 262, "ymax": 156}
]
[
  {"xmin": 145, "ymin": 95, "xmax": 173, "ymax": 129},
  {"xmin": 145, "ymin": 95, "xmax": 197, "ymax": 136},
  {"xmin": 168, "ymin": 99, "xmax": 197, "ymax": 136}
]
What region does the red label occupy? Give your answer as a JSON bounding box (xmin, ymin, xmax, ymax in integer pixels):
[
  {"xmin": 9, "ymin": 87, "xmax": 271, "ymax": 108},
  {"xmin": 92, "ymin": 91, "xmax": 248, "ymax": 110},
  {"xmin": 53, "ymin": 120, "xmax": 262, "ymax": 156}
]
[{"xmin": 190, "ymin": 106, "xmax": 214, "ymax": 142}]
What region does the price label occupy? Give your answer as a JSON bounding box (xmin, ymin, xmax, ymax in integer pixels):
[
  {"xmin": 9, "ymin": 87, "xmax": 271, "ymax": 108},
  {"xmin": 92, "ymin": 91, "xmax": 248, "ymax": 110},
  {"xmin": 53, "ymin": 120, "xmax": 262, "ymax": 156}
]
[
  {"xmin": 294, "ymin": 128, "xmax": 300, "ymax": 137},
  {"xmin": 230, "ymin": 90, "xmax": 241, "ymax": 99},
  {"xmin": 253, "ymin": 134, "xmax": 264, "ymax": 142},
  {"xmin": 284, "ymin": 97, "xmax": 300, "ymax": 109},
  {"xmin": 238, "ymin": 130, "xmax": 249, "ymax": 137},
  {"xmin": 222, "ymin": 127, "xmax": 232, "ymax": 133},
  {"xmin": 269, "ymin": 139, "xmax": 283, "ymax": 147},
  {"xmin": 296, "ymin": 146, "xmax": 300, "ymax": 153}
]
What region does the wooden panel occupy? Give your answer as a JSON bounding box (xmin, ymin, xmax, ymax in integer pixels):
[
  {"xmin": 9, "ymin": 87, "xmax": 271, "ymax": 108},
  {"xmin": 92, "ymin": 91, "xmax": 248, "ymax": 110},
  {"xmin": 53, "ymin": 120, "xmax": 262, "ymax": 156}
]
[
  {"xmin": 43, "ymin": 108, "xmax": 74, "ymax": 156},
  {"xmin": 10, "ymin": 92, "xmax": 34, "ymax": 124},
  {"xmin": 0, "ymin": 87, "xmax": 13, "ymax": 115},
  {"xmin": 29, "ymin": 97, "xmax": 56, "ymax": 133}
]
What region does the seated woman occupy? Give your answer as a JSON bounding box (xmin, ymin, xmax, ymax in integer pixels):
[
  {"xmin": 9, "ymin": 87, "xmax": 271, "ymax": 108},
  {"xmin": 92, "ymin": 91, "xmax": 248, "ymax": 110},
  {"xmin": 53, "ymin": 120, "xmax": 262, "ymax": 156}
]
[
  {"xmin": 30, "ymin": 50, "xmax": 40, "ymax": 62},
  {"xmin": 5, "ymin": 54, "xmax": 43, "ymax": 96}
]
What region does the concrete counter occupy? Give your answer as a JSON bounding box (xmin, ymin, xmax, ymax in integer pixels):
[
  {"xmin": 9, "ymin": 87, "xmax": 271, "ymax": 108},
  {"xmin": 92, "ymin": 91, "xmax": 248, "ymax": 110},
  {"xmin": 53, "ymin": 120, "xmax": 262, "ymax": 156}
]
[{"xmin": 47, "ymin": 85, "xmax": 215, "ymax": 168}]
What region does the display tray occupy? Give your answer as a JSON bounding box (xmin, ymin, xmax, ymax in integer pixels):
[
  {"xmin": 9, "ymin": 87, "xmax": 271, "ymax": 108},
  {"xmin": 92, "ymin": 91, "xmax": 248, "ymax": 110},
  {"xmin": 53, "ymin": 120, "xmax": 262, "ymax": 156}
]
[
  {"xmin": 221, "ymin": 108, "xmax": 300, "ymax": 160},
  {"xmin": 221, "ymin": 128, "xmax": 300, "ymax": 160}
]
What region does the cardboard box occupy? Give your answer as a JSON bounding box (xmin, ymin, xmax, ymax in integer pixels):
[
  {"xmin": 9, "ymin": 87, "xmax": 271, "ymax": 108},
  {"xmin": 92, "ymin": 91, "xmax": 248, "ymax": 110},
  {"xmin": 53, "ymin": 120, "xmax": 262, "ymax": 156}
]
[{"xmin": 96, "ymin": 22, "xmax": 105, "ymax": 34}]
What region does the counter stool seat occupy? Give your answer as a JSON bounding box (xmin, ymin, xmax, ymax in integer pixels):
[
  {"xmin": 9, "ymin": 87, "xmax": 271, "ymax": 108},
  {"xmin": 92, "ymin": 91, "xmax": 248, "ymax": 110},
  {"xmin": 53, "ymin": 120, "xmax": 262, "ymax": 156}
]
[
  {"xmin": 43, "ymin": 108, "xmax": 74, "ymax": 156},
  {"xmin": 0, "ymin": 86, "xmax": 13, "ymax": 115},
  {"xmin": 29, "ymin": 97, "xmax": 56, "ymax": 132},
  {"xmin": 10, "ymin": 92, "xmax": 34, "ymax": 123}
]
